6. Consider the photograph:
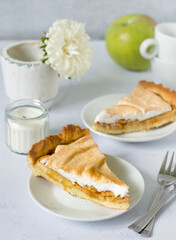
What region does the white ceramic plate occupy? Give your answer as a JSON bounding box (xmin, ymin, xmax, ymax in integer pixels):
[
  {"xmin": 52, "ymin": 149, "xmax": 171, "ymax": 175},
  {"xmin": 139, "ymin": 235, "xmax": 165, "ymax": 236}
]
[
  {"xmin": 81, "ymin": 94, "xmax": 176, "ymax": 142},
  {"xmin": 28, "ymin": 154, "xmax": 144, "ymax": 222}
]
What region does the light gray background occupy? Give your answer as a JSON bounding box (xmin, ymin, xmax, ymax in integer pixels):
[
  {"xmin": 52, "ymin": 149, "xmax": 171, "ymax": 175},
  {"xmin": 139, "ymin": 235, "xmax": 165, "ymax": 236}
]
[{"xmin": 0, "ymin": 0, "xmax": 176, "ymax": 40}]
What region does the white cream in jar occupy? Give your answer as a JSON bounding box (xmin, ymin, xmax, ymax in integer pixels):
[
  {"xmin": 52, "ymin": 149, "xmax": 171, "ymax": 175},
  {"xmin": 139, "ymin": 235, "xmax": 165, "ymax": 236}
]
[{"xmin": 5, "ymin": 99, "xmax": 49, "ymax": 154}]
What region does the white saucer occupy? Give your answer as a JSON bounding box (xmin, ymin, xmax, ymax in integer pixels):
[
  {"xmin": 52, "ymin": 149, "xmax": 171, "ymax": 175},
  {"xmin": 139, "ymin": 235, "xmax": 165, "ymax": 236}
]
[
  {"xmin": 81, "ymin": 94, "xmax": 176, "ymax": 142},
  {"xmin": 28, "ymin": 154, "xmax": 144, "ymax": 222}
]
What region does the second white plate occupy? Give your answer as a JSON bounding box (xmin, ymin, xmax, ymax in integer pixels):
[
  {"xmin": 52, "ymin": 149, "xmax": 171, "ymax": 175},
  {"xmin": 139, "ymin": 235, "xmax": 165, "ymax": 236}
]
[
  {"xmin": 81, "ymin": 94, "xmax": 176, "ymax": 142},
  {"xmin": 28, "ymin": 154, "xmax": 144, "ymax": 222}
]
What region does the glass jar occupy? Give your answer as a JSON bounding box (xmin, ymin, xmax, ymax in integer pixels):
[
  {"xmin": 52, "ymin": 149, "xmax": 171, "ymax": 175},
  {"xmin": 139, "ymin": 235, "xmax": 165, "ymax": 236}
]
[{"xmin": 5, "ymin": 99, "xmax": 49, "ymax": 154}]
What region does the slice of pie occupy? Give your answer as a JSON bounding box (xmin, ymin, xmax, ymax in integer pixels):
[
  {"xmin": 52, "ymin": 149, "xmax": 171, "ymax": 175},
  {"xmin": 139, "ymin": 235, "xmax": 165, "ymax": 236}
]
[
  {"xmin": 92, "ymin": 81, "xmax": 176, "ymax": 134},
  {"xmin": 27, "ymin": 125, "xmax": 130, "ymax": 210}
]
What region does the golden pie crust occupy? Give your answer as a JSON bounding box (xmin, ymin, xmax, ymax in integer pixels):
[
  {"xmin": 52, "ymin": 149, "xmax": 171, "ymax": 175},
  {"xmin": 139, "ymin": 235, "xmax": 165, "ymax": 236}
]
[
  {"xmin": 92, "ymin": 81, "xmax": 176, "ymax": 134},
  {"xmin": 27, "ymin": 125, "xmax": 130, "ymax": 210}
]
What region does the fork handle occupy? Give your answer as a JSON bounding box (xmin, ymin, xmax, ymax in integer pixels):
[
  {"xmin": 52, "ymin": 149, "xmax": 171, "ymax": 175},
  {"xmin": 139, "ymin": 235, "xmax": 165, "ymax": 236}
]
[
  {"xmin": 128, "ymin": 185, "xmax": 165, "ymax": 234},
  {"xmin": 128, "ymin": 190, "xmax": 175, "ymax": 234},
  {"xmin": 140, "ymin": 185, "xmax": 165, "ymax": 237}
]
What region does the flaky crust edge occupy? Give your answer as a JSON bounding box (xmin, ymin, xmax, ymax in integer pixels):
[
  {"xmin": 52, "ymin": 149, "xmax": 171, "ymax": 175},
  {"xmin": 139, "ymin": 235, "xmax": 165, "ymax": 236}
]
[
  {"xmin": 27, "ymin": 124, "xmax": 90, "ymax": 168},
  {"xmin": 139, "ymin": 80, "xmax": 176, "ymax": 106}
]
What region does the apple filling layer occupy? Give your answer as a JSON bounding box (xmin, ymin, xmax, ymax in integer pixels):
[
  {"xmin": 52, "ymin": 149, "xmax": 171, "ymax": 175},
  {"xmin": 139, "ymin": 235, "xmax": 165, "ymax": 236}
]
[
  {"xmin": 38, "ymin": 158, "xmax": 129, "ymax": 203},
  {"xmin": 40, "ymin": 158, "xmax": 128, "ymax": 198}
]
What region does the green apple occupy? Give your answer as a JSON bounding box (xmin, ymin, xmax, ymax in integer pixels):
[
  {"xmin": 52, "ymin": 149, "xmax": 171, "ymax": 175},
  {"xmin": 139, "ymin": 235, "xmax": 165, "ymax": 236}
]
[{"xmin": 105, "ymin": 14, "xmax": 156, "ymax": 71}]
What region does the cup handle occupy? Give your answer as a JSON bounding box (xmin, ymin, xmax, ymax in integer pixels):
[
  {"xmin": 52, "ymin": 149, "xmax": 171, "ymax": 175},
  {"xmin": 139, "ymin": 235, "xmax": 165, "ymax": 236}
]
[{"xmin": 140, "ymin": 38, "xmax": 158, "ymax": 59}]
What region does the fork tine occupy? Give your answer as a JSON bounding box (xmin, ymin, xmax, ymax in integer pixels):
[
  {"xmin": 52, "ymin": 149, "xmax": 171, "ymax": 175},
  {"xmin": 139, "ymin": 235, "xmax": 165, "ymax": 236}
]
[
  {"xmin": 159, "ymin": 151, "xmax": 169, "ymax": 173},
  {"xmin": 167, "ymin": 152, "xmax": 175, "ymax": 173},
  {"xmin": 172, "ymin": 155, "xmax": 176, "ymax": 177}
]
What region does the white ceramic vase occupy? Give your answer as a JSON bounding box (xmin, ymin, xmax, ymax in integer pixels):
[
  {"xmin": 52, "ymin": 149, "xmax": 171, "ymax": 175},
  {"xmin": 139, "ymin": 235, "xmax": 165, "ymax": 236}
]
[{"xmin": 1, "ymin": 40, "xmax": 59, "ymax": 107}]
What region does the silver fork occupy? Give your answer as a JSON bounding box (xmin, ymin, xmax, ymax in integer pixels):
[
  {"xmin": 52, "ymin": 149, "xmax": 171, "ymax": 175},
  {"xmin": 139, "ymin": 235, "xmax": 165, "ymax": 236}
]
[
  {"xmin": 129, "ymin": 184, "xmax": 176, "ymax": 235},
  {"xmin": 128, "ymin": 151, "xmax": 176, "ymax": 237}
]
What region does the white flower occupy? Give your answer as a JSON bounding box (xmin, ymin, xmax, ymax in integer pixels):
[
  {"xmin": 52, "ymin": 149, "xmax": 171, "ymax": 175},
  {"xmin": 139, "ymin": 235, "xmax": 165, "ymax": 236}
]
[{"xmin": 43, "ymin": 19, "xmax": 92, "ymax": 79}]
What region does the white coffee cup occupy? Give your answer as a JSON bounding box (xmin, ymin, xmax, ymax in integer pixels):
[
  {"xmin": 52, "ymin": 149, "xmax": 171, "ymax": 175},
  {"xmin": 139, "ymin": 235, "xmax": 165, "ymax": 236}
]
[
  {"xmin": 140, "ymin": 23, "xmax": 176, "ymax": 61},
  {"xmin": 151, "ymin": 57, "xmax": 176, "ymax": 90}
]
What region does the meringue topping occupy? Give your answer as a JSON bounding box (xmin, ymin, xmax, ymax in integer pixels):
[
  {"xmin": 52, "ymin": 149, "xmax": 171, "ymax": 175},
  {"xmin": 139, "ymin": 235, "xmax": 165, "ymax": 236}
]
[
  {"xmin": 40, "ymin": 135, "xmax": 129, "ymax": 198},
  {"xmin": 118, "ymin": 84, "xmax": 171, "ymax": 113},
  {"xmin": 95, "ymin": 83, "xmax": 171, "ymax": 124}
]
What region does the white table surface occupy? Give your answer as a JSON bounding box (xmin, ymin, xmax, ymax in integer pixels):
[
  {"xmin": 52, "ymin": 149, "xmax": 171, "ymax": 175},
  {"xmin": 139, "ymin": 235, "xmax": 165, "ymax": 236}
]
[{"xmin": 0, "ymin": 40, "xmax": 176, "ymax": 240}]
